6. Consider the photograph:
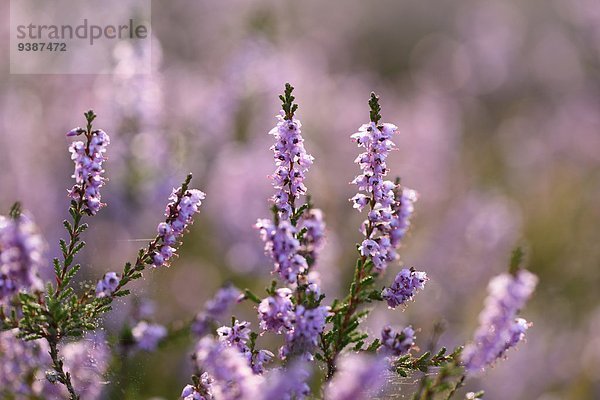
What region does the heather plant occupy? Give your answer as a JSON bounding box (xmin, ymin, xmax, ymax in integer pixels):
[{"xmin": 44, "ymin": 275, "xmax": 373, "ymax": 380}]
[{"xmin": 0, "ymin": 85, "xmax": 537, "ymax": 400}]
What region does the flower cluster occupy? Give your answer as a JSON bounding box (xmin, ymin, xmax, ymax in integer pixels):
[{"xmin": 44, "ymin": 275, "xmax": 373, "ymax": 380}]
[
  {"xmin": 217, "ymin": 320, "xmax": 274, "ymax": 374},
  {"xmin": 0, "ymin": 330, "xmax": 48, "ymax": 397},
  {"xmin": 192, "ymin": 285, "xmax": 242, "ymax": 336},
  {"xmin": 257, "ymin": 288, "xmax": 295, "ymax": 334},
  {"xmin": 268, "ymin": 113, "xmax": 314, "ymax": 219},
  {"xmin": 297, "ymin": 208, "xmax": 326, "ymax": 262},
  {"xmin": 261, "ymin": 362, "xmax": 311, "ymax": 400},
  {"xmin": 181, "ymin": 373, "xmax": 213, "ymax": 400},
  {"xmin": 381, "ymin": 325, "xmax": 415, "ymax": 356},
  {"xmin": 349, "ymin": 110, "xmax": 418, "ymax": 273},
  {"xmin": 382, "ymin": 268, "xmax": 428, "ymax": 308},
  {"xmin": 280, "ymin": 305, "xmax": 330, "ymax": 360},
  {"xmin": 67, "ymin": 127, "xmax": 110, "ymax": 215},
  {"xmin": 194, "ymin": 337, "xmax": 263, "ymax": 400},
  {"xmin": 0, "ymin": 213, "xmax": 44, "ymax": 302},
  {"xmin": 95, "ymin": 271, "xmax": 120, "ymax": 298},
  {"xmin": 462, "ymin": 269, "xmax": 538, "ymax": 372},
  {"xmin": 255, "ymin": 219, "xmax": 307, "ymax": 283},
  {"xmin": 132, "ymin": 321, "xmax": 167, "ymax": 351},
  {"xmin": 325, "ymin": 354, "xmax": 386, "ymax": 400},
  {"xmin": 217, "ymin": 320, "xmax": 252, "ymax": 357},
  {"xmin": 153, "ymin": 187, "xmax": 206, "ymax": 267}
]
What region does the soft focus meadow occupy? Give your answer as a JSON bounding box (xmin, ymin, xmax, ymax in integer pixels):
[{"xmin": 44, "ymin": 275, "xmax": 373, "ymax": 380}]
[{"xmin": 1, "ymin": 0, "xmax": 599, "ymax": 399}]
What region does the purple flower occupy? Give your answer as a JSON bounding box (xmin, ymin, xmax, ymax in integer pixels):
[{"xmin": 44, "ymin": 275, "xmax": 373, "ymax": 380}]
[
  {"xmin": 0, "ymin": 213, "xmax": 44, "ymax": 302},
  {"xmin": 349, "ymin": 118, "xmax": 419, "ymax": 273},
  {"xmin": 257, "ymin": 288, "xmax": 295, "ymax": 334},
  {"xmin": 192, "ymin": 285, "xmax": 242, "ymax": 337},
  {"xmin": 95, "ymin": 271, "xmax": 120, "ymax": 298},
  {"xmin": 381, "ymin": 325, "xmax": 415, "ymax": 356},
  {"xmin": 280, "ymin": 305, "xmax": 330, "ymax": 360},
  {"xmin": 255, "ymin": 219, "xmax": 308, "ymax": 283},
  {"xmin": 194, "ymin": 337, "xmax": 262, "ymax": 400},
  {"xmin": 268, "ymin": 113, "xmax": 314, "ymax": 219},
  {"xmin": 389, "ymin": 188, "xmax": 418, "ymax": 247},
  {"xmin": 350, "ymin": 122, "xmax": 397, "ymax": 208},
  {"xmin": 261, "ymin": 362, "xmax": 311, "ymax": 400},
  {"xmin": 462, "ymin": 269, "xmax": 538, "ymax": 373},
  {"xmin": 382, "ymin": 268, "xmax": 428, "ymax": 308},
  {"xmin": 297, "ymin": 208, "xmax": 326, "ymax": 262},
  {"xmin": 251, "ymin": 349, "xmax": 274, "ymax": 374},
  {"xmin": 132, "ymin": 321, "xmax": 167, "ymax": 351},
  {"xmin": 0, "ymin": 330, "xmax": 49, "ymax": 396},
  {"xmin": 325, "ymin": 353, "xmax": 387, "ymax": 400},
  {"xmin": 153, "ymin": 187, "xmax": 206, "ymax": 267},
  {"xmin": 181, "ymin": 373, "xmax": 213, "ymax": 400},
  {"xmin": 217, "ymin": 320, "xmax": 252, "ymax": 358},
  {"xmin": 67, "ymin": 128, "xmax": 110, "ymax": 215}
]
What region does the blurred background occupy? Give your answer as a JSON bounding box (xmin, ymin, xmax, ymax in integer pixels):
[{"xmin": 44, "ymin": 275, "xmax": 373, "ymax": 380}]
[{"xmin": 1, "ymin": 0, "xmax": 599, "ymax": 398}]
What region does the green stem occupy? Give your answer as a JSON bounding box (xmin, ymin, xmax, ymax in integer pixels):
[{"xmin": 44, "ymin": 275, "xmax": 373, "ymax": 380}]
[{"xmin": 48, "ymin": 336, "xmax": 80, "ymax": 400}]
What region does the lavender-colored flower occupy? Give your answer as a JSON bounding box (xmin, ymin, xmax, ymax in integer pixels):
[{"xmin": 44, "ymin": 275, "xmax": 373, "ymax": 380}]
[
  {"xmin": 381, "ymin": 325, "xmax": 415, "ymax": 356},
  {"xmin": 0, "ymin": 213, "xmax": 44, "ymax": 302},
  {"xmin": 297, "ymin": 208, "xmax": 326, "ymax": 261},
  {"xmin": 153, "ymin": 187, "xmax": 206, "ymax": 267},
  {"xmin": 325, "ymin": 353, "xmax": 387, "ymax": 400},
  {"xmin": 349, "ymin": 115, "xmax": 419, "ymax": 273},
  {"xmin": 255, "ymin": 219, "xmax": 308, "ymax": 283},
  {"xmin": 217, "ymin": 320, "xmax": 252, "ymax": 357},
  {"xmin": 257, "ymin": 288, "xmax": 295, "ymax": 334},
  {"xmin": 251, "ymin": 349, "xmax": 274, "ymax": 375},
  {"xmin": 389, "ymin": 187, "xmax": 418, "ymax": 247},
  {"xmin": 0, "ymin": 329, "xmax": 48, "ymax": 397},
  {"xmin": 67, "ymin": 128, "xmax": 110, "ymax": 215},
  {"xmin": 280, "ymin": 305, "xmax": 330, "ymax": 360},
  {"xmin": 381, "ymin": 268, "xmax": 428, "ymax": 309},
  {"xmin": 268, "ymin": 112, "xmax": 314, "ymax": 219},
  {"xmin": 195, "ymin": 337, "xmax": 262, "ymax": 400},
  {"xmin": 181, "ymin": 372, "xmax": 213, "ymax": 400},
  {"xmin": 192, "ymin": 285, "xmax": 242, "ymax": 337},
  {"xmin": 462, "ymin": 269, "xmax": 538, "ymax": 372},
  {"xmin": 95, "ymin": 271, "xmax": 120, "ymax": 298},
  {"xmin": 132, "ymin": 321, "xmax": 167, "ymax": 351},
  {"xmin": 260, "ymin": 362, "xmax": 311, "ymax": 400},
  {"xmin": 350, "ymin": 122, "xmax": 397, "ymax": 209}
]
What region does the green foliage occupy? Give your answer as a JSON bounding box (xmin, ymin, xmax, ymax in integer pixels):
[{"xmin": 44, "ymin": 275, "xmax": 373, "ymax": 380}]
[{"xmin": 280, "ymin": 82, "xmax": 299, "ymax": 121}]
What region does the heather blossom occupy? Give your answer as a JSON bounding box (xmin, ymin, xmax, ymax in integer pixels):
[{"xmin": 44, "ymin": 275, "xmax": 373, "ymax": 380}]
[
  {"xmin": 268, "ymin": 103, "xmax": 314, "ymax": 219},
  {"xmin": 0, "ymin": 212, "xmax": 44, "ymax": 302},
  {"xmin": 381, "ymin": 325, "xmax": 416, "ymax": 356},
  {"xmin": 181, "ymin": 372, "xmax": 213, "ymax": 400},
  {"xmin": 349, "ymin": 98, "xmax": 418, "ymax": 273},
  {"xmin": 132, "ymin": 321, "xmax": 168, "ymax": 351},
  {"xmin": 257, "ymin": 288, "xmax": 295, "ymax": 334},
  {"xmin": 153, "ymin": 187, "xmax": 206, "ymax": 267},
  {"xmin": 297, "ymin": 208, "xmax": 326, "ymax": 261},
  {"xmin": 192, "ymin": 285, "xmax": 242, "ymax": 337},
  {"xmin": 260, "ymin": 362, "xmax": 311, "ymax": 400},
  {"xmin": 462, "ymin": 269, "xmax": 538, "ymax": 372},
  {"xmin": 194, "ymin": 337, "xmax": 262, "ymax": 400},
  {"xmin": 217, "ymin": 320, "xmax": 252, "ymax": 358},
  {"xmin": 280, "ymin": 305, "xmax": 330, "ymax": 360},
  {"xmin": 325, "ymin": 353, "xmax": 387, "ymax": 400},
  {"xmin": 95, "ymin": 271, "xmax": 120, "ymax": 298},
  {"xmin": 67, "ymin": 126, "xmax": 110, "ymax": 215},
  {"xmin": 382, "ymin": 268, "xmax": 428, "ymax": 308},
  {"xmin": 255, "ymin": 219, "xmax": 308, "ymax": 283}
]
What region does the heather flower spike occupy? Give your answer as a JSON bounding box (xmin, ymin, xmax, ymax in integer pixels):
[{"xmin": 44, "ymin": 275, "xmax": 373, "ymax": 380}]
[
  {"xmin": 462, "ymin": 250, "xmax": 538, "ymax": 373},
  {"xmin": 67, "ymin": 110, "xmax": 110, "ymax": 216}
]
